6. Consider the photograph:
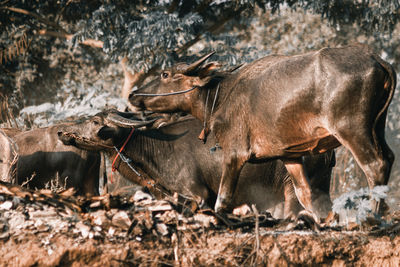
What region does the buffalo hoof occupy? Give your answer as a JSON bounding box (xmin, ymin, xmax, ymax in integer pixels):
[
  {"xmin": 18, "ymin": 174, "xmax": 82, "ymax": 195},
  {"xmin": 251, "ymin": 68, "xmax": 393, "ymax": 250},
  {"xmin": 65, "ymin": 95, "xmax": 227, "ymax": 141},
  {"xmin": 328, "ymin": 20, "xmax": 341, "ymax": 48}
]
[
  {"xmin": 214, "ymin": 195, "xmax": 232, "ymax": 213},
  {"xmin": 294, "ymin": 210, "xmax": 320, "ymax": 231}
]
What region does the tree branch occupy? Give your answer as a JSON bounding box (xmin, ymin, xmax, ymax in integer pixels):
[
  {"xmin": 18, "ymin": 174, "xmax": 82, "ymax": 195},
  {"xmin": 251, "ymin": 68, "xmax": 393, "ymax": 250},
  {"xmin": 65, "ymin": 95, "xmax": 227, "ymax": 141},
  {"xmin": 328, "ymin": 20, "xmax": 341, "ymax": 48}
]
[
  {"xmin": 176, "ymin": 6, "xmax": 246, "ymax": 54},
  {"xmin": 2, "ymin": 6, "xmax": 68, "ymax": 34},
  {"xmin": 37, "ymin": 30, "xmax": 103, "ymax": 48}
]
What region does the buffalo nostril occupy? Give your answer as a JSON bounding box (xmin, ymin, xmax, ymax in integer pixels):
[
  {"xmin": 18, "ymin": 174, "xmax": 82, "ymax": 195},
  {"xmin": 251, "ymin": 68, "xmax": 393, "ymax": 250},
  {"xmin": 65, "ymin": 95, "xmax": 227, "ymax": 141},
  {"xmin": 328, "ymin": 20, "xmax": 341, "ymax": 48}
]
[{"xmin": 57, "ymin": 131, "xmax": 63, "ymax": 137}]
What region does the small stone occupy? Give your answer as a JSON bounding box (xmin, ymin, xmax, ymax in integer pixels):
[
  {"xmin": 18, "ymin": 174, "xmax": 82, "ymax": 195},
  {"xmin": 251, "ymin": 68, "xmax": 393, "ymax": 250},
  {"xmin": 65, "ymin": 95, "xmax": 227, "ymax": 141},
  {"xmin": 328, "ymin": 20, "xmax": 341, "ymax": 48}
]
[
  {"xmin": 112, "ymin": 211, "xmax": 132, "ymax": 230},
  {"xmin": 193, "ymin": 213, "xmax": 218, "ymax": 228},
  {"xmin": 147, "ymin": 201, "xmax": 172, "ymax": 212},
  {"xmin": 133, "ymin": 190, "xmax": 153, "ymax": 203},
  {"xmin": 108, "ymin": 227, "xmax": 116, "ymax": 236},
  {"xmin": 0, "ymin": 201, "xmax": 13, "ymax": 210},
  {"xmin": 89, "ymin": 201, "xmax": 102, "ymax": 209},
  {"xmin": 233, "ymin": 204, "xmax": 252, "ymax": 216},
  {"xmin": 29, "ymin": 209, "xmax": 58, "ymax": 219},
  {"xmin": 91, "ymin": 210, "xmax": 108, "ymax": 226},
  {"xmin": 8, "ymin": 213, "xmax": 25, "ymax": 229},
  {"xmin": 34, "ymin": 219, "xmax": 50, "ymax": 232},
  {"xmin": 156, "ymin": 223, "xmax": 169, "ymax": 236},
  {"xmin": 76, "ymin": 221, "xmax": 91, "ymax": 238}
]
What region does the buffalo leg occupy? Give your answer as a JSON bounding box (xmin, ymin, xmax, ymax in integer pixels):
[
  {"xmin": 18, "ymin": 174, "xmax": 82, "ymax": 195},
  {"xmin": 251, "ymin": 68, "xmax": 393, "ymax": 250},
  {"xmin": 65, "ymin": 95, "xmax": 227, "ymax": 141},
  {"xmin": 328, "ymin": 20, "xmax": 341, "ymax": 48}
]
[
  {"xmin": 283, "ymin": 178, "xmax": 302, "ymax": 220},
  {"xmin": 284, "ymin": 159, "xmax": 318, "ymax": 222},
  {"xmin": 214, "ymin": 154, "xmax": 247, "ymax": 213},
  {"xmin": 375, "ymin": 110, "xmax": 395, "ymax": 185},
  {"xmin": 334, "ymin": 126, "xmax": 393, "ymax": 214}
]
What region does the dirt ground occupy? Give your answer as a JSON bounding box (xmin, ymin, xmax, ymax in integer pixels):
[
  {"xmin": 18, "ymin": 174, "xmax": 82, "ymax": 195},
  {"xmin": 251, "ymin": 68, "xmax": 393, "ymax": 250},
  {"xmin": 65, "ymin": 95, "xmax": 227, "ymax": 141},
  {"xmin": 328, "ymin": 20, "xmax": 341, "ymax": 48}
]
[{"xmin": 1, "ymin": 181, "xmax": 400, "ymax": 267}]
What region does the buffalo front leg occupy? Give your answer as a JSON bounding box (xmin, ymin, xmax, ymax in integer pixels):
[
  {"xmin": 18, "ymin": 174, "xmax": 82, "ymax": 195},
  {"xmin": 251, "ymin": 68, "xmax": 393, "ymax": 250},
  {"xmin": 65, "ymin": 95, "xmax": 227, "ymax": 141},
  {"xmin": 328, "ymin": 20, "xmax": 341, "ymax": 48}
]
[
  {"xmin": 214, "ymin": 154, "xmax": 247, "ymax": 213},
  {"xmin": 284, "ymin": 159, "xmax": 319, "ymax": 223},
  {"xmin": 283, "ymin": 178, "xmax": 302, "ymax": 220}
]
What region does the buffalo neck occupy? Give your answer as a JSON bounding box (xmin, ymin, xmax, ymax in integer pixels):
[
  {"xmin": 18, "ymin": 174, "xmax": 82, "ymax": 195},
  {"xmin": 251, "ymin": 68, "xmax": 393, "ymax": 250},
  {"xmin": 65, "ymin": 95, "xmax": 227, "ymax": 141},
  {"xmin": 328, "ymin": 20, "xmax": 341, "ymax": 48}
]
[
  {"xmin": 193, "ymin": 81, "xmax": 223, "ymax": 120},
  {"xmin": 108, "ymin": 128, "xmax": 185, "ymax": 183},
  {"xmin": 189, "ymin": 78, "xmax": 230, "ymax": 139}
]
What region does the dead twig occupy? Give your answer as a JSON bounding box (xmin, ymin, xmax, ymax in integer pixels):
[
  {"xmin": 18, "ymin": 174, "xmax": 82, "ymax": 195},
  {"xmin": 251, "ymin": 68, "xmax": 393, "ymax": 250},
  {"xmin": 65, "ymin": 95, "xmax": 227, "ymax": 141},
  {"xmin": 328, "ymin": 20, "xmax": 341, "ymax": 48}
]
[
  {"xmin": 171, "ymin": 232, "xmax": 179, "ymax": 265},
  {"xmin": 21, "ymin": 173, "xmax": 35, "ymax": 188},
  {"xmin": 0, "ymin": 32, "xmax": 30, "ymax": 65},
  {"xmin": 251, "ymin": 204, "xmax": 260, "ymax": 267},
  {"xmin": 2, "ymin": 6, "xmax": 67, "ymax": 33},
  {"xmin": 37, "ymin": 30, "xmax": 103, "ymax": 48}
]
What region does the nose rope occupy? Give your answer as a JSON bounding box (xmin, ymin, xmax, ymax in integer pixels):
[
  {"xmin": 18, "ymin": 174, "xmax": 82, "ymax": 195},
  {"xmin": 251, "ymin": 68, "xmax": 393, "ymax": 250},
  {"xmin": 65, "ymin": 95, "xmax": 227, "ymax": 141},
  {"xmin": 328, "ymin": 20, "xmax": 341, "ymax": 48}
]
[
  {"xmin": 110, "ymin": 128, "xmax": 139, "ymax": 182},
  {"xmin": 203, "ymin": 89, "xmax": 210, "ymax": 132},
  {"xmin": 133, "ymin": 86, "xmax": 198, "ymax": 97}
]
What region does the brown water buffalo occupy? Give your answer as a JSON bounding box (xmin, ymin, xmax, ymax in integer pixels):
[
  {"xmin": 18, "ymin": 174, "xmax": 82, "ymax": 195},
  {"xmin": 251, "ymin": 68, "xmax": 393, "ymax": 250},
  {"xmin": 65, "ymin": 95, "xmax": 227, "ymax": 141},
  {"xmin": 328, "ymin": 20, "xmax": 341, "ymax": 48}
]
[
  {"xmin": 129, "ymin": 44, "xmax": 396, "ymax": 219},
  {"xmin": 0, "ymin": 125, "xmax": 101, "ymax": 195},
  {"xmin": 57, "ymin": 110, "xmax": 335, "ymax": 218}
]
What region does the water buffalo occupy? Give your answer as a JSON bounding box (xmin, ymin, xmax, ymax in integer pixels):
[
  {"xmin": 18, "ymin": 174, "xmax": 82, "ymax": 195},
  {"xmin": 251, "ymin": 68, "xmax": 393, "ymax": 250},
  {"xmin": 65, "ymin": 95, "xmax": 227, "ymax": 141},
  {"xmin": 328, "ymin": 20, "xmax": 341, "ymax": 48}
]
[
  {"xmin": 129, "ymin": 44, "xmax": 396, "ymax": 219},
  {"xmin": 0, "ymin": 124, "xmax": 101, "ymax": 195},
  {"xmin": 57, "ymin": 110, "xmax": 335, "ymax": 218}
]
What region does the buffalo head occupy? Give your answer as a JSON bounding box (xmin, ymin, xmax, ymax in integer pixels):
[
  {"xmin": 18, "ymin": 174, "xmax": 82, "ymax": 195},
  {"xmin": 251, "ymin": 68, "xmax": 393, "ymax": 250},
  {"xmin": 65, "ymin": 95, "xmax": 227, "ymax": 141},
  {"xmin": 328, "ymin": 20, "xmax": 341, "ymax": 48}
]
[
  {"xmin": 58, "ymin": 110, "xmax": 156, "ymax": 150},
  {"xmin": 129, "ymin": 52, "xmax": 221, "ymax": 113}
]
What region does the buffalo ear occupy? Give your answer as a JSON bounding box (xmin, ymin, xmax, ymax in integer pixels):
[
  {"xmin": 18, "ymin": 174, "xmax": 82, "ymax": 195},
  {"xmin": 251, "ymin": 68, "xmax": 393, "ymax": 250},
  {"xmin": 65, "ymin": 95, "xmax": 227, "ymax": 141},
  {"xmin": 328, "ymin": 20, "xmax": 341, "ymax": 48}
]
[
  {"xmin": 190, "ymin": 62, "xmax": 221, "ymax": 87},
  {"xmin": 97, "ymin": 126, "xmax": 117, "ymax": 140},
  {"xmin": 198, "ymin": 62, "xmax": 221, "ymax": 78},
  {"xmin": 192, "ymin": 76, "xmax": 213, "ymax": 87}
]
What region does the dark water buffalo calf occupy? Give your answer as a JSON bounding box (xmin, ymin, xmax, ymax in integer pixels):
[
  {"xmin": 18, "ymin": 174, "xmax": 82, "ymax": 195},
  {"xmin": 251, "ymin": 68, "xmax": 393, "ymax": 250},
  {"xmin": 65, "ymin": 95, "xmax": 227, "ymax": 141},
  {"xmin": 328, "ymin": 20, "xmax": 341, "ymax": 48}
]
[
  {"xmin": 58, "ymin": 111, "xmax": 335, "ymax": 218},
  {"xmin": 0, "ymin": 125, "xmax": 101, "ymax": 195},
  {"xmin": 129, "ymin": 44, "xmax": 396, "ymax": 219}
]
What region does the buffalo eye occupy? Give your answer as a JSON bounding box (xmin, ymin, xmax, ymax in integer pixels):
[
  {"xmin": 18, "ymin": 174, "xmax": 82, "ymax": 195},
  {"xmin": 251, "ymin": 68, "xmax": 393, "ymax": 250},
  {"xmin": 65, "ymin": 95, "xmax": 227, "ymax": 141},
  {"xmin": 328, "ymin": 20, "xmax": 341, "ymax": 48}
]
[{"xmin": 161, "ymin": 72, "xmax": 169, "ymax": 79}]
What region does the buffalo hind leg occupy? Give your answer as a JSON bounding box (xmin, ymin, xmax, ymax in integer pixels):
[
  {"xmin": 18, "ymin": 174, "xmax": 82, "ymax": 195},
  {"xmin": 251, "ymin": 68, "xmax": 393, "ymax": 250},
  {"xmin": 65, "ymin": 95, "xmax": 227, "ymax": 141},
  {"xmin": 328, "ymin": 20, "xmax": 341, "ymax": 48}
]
[
  {"xmin": 214, "ymin": 154, "xmax": 247, "ymax": 213},
  {"xmin": 284, "ymin": 159, "xmax": 319, "ymax": 223},
  {"xmin": 334, "ymin": 127, "xmax": 393, "ymax": 215},
  {"xmin": 375, "ymin": 110, "xmax": 395, "ymax": 185}
]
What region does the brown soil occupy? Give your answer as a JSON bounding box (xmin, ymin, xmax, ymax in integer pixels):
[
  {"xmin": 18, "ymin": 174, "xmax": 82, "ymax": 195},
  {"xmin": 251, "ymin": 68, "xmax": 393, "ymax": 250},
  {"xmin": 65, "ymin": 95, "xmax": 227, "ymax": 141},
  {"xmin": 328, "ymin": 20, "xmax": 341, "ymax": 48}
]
[{"xmin": 1, "ymin": 181, "xmax": 400, "ymax": 267}]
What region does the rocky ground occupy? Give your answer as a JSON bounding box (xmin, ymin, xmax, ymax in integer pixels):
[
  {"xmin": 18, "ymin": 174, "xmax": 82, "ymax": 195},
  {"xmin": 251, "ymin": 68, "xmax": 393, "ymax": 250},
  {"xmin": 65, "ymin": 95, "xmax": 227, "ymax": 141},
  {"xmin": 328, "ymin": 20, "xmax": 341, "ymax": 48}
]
[{"xmin": 1, "ymin": 181, "xmax": 400, "ymax": 266}]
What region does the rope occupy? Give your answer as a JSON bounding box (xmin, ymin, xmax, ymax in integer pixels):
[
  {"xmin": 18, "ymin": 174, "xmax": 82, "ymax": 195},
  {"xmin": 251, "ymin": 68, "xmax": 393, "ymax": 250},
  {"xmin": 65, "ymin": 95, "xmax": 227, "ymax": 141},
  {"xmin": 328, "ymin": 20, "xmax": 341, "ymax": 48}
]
[
  {"xmin": 110, "ymin": 128, "xmax": 136, "ymax": 182},
  {"xmin": 199, "ymin": 84, "xmax": 220, "ymax": 141},
  {"xmin": 203, "ymin": 89, "xmax": 210, "ymax": 131},
  {"xmin": 210, "ymin": 83, "xmax": 220, "ymax": 116}
]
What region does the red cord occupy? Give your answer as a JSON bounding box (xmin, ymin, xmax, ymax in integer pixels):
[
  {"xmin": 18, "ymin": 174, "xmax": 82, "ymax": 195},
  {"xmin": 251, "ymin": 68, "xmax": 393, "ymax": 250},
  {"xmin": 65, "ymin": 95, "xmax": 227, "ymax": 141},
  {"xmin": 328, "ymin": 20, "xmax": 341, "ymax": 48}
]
[{"xmin": 110, "ymin": 128, "xmax": 135, "ymax": 183}]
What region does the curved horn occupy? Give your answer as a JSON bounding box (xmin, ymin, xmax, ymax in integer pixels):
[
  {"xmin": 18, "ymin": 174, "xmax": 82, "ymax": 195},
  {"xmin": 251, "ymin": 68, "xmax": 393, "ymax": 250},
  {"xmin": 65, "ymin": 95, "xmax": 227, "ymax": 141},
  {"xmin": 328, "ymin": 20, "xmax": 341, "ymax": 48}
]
[
  {"xmin": 183, "ymin": 51, "xmax": 215, "ymax": 75},
  {"xmin": 114, "ymin": 110, "xmax": 154, "ymax": 120},
  {"xmin": 106, "ymin": 112, "xmax": 158, "ymax": 128}
]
